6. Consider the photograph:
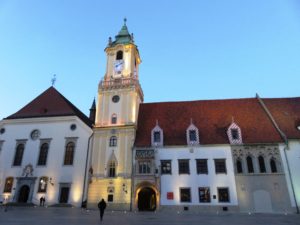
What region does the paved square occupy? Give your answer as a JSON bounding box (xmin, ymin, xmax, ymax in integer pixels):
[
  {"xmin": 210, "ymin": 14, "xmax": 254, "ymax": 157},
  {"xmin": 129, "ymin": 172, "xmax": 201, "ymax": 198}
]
[{"xmin": 0, "ymin": 207, "xmax": 299, "ymax": 225}]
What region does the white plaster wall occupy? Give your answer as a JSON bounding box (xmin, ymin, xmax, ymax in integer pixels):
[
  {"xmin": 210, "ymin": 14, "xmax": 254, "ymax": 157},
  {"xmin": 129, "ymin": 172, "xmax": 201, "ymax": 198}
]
[
  {"xmin": 0, "ymin": 116, "xmax": 92, "ymax": 207},
  {"xmin": 156, "ymin": 145, "xmax": 238, "ymax": 206},
  {"xmin": 280, "ymin": 141, "xmax": 300, "ymax": 208}
]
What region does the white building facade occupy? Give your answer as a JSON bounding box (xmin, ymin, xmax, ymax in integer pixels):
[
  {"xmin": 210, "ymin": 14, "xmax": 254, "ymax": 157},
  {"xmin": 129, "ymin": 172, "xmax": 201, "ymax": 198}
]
[{"xmin": 0, "ymin": 87, "xmax": 93, "ymax": 207}]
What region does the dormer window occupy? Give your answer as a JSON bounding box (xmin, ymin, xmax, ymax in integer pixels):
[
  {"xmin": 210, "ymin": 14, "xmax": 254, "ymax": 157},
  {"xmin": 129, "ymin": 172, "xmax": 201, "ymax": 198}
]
[
  {"xmin": 231, "ymin": 129, "xmax": 239, "ymax": 140},
  {"xmin": 154, "ymin": 131, "xmax": 161, "ymax": 142},
  {"xmin": 186, "ymin": 120, "xmax": 199, "ymax": 146},
  {"xmin": 116, "ymin": 50, "xmax": 123, "ymax": 60},
  {"xmin": 151, "ymin": 120, "xmax": 163, "ymax": 147},
  {"xmin": 227, "ymin": 122, "xmax": 243, "ymax": 145}
]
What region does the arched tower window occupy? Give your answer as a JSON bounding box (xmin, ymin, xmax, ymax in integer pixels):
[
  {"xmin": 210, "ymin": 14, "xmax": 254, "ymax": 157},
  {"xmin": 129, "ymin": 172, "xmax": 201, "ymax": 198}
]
[
  {"xmin": 13, "ymin": 143, "xmax": 25, "ymax": 166},
  {"xmin": 111, "ymin": 114, "xmax": 117, "ymax": 124},
  {"xmin": 64, "ymin": 142, "xmax": 75, "ymax": 165},
  {"xmin": 236, "ymin": 158, "xmax": 243, "ymax": 174},
  {"xmin": 109, "ymin": 136, "xmax": 117, "ymax": 147},
  {"xmin": 270, "ymin": 158, "xmax": 277, "ymax": 173},
  {"xmin": 246, "ymin": 156, "xmax": 254, "ymax": 173},
  {"xmin": 3, "ymin": 177, "xmax": 14, "ymax": 193},
  {"xmin": 37, "ymin": 143, "xmax": 49, "ymax": 166},
  {"xmin": 116, "ymin": 51, "xmax": 123, "ymax": 60},
  {"xmin": 108, "ymin": 161, "xmax": 116, "ymax": 177},
  {"xmin": 258, "ymin": 155, "xmax": 266, "ymax": 173}
]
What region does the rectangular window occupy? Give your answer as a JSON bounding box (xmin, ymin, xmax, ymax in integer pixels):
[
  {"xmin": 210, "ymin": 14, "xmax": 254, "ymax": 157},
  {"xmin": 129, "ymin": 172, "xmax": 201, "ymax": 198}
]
[
  {"xmin": 189, "ymin": 130, "xmax": 197, "ymax": 141},
  {"xmin": 161, "ymin": 160, "xmax": 172, "ymax": 174},
  {"xmin": 231, "ymin": 129, "xmax": 239, "ymax": 140},
  {"xmin": 196, "ymin": 159, "xmax": 208, "ymax": 174},
  {"xmin": 3, "ymin": 177, "xmax": 13, "ymax": 193},
  {"xmin": 199, "ymin": 187, "xmax": 211, "ymax": 203},
  {"xmin": 214, "ymin": 159, "xmax": 227, "ymax": 174},
  {"xmin": 180, "ymin": 188, "xmax": 191, "ymax": 202},
  {"xmin": 107, "ymin": 194, "xmax": 114, "ymax": 202},
  {"xmin": 154, "ymin": 131, "xmax": 161, "ymax": 142},
  {"xmin": 178, "ymin": 159, "xmax": 190, "ymax": 174},
  {"xmin": 218, "ymin": 187, "xmax": 230, "ymax": 202},
  {"xmin": 138, "ymin": 161, "xmax": 151, "ymax": 174}
]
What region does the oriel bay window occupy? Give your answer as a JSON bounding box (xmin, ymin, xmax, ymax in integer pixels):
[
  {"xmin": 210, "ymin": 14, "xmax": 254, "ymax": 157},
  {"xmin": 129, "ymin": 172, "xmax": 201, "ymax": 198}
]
[{"xmin": 138, "ymin": 161, "xmax": 151, "ymax": 174}]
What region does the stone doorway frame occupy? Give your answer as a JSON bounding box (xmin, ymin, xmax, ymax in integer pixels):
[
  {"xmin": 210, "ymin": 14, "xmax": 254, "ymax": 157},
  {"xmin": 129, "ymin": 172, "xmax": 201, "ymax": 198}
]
[
  {"xmin": 133, "ymin": 181, "xmax": 159, "ymax": 211},
  {"xmin": 14, "ymin": 177, "xmax": 37, "ymax": 203}
]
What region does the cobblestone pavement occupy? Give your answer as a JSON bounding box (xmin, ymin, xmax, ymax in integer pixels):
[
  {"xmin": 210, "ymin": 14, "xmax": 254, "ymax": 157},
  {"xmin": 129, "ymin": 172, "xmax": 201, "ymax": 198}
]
[{"xmin": 0, "ymin": 207, "xmax": 299, "ymax": 225}]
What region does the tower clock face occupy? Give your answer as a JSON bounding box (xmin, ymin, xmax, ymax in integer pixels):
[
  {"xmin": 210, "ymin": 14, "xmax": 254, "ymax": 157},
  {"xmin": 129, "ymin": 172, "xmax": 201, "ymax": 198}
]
[{"xmin": 114, "ymin": 60, "xmax": 124, "ymax": 76}]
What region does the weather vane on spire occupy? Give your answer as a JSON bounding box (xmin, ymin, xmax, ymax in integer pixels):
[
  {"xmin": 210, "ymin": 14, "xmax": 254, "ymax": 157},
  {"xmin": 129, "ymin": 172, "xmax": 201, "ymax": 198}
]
[
  {"xmin": 51, "ymin": 74, "xmax": 57, "ymax": 86},
  {"xmin": 124, "ymin": 17, "xmax": 127, "ymax": 25}
]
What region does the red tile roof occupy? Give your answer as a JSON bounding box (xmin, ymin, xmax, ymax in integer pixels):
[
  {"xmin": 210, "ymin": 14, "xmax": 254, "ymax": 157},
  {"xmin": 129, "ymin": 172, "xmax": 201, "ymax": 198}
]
[
  {"xmin": 263, "ymin": 97, "xmax": 300, "ymax": 139},
  {"xmin": 135, "ymin": 98, "xmax": 283, "ymax": 147},
  {"xmin": 5, "ymin": 87, "xmax": 92, "ymax": 127}
]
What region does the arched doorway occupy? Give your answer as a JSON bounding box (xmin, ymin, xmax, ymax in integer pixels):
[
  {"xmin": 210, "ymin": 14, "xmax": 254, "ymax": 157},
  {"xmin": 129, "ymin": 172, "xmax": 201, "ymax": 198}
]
[
  {"xmin": 18, "ymin": 185, "xmax": 30, "ymax": 203},
  {"xmin": 138, "ymin": 187, "xmax": 156, "ymax": 211}
]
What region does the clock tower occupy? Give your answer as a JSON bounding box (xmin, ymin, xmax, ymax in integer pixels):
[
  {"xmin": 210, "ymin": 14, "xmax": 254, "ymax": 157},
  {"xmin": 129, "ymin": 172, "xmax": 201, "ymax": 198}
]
[{"xmin": 87, "ymin": 19, "xmax": 143, "ymax": 210}]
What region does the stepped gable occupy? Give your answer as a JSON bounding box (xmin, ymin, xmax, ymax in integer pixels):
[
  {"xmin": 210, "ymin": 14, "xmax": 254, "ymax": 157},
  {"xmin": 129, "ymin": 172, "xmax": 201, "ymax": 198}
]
[
  {"xmin": 263, "ymin": 97, "xmax": 300, "ymax": 139},
  {"xmin": 135, "ymin": 98, "xmax": 283, "ymax": 147},
  {"xmin": 5, "ymin": 87, "xmax": 93, "ymax": 127}
]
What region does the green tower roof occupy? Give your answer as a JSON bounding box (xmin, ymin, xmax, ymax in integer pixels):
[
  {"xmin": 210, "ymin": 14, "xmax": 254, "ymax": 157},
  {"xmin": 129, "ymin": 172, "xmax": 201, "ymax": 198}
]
[{"xmin": 108, "ymin": 18, "xmax": 134, "ymax": 47}]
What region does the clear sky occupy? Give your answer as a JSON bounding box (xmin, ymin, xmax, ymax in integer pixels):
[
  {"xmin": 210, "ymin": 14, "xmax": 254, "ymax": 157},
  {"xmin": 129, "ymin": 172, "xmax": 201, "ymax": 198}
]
[{"xmin": 0, "ymin": 0, "xmax": 300, "ymax": 119}]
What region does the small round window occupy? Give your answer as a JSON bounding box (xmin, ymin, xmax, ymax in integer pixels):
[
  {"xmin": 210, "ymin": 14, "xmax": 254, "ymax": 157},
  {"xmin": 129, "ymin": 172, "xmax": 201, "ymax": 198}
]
[
  {"xmin": 112, "ymin": 95, "xmax": 120, "ymax": 103},
  {"xmin": 30, "ymin": 129, "xmax": 40, "ymax": 140},
  {"xmin": 70, "ymin": 124, "xmax": 77, "ymax": 131}
]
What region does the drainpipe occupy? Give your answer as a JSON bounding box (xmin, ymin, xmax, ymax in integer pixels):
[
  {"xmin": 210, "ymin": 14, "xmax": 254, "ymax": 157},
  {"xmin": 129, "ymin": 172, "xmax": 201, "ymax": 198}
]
[
  {"xmin": 81, "ymin": 133, "xmax": 94, "ymax": 207},
  {"xmin": 256, "ymin": 94, "xmax": 299, "ymax": 214}
]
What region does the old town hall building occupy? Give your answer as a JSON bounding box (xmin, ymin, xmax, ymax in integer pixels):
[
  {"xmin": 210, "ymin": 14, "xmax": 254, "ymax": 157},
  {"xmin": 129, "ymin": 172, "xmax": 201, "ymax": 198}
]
[{"xmin": 0, "ymin": 21, "xmax": 299, "ymax": 213}]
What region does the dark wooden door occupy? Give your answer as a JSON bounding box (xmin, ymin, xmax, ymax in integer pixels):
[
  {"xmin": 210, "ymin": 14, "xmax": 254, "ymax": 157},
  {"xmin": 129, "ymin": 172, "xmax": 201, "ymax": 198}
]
[
  {"xmin": 59, "ymin": 187, "xmax": 70, "ymax": 203},
  {"xmin": 18, "ymin": 185, "xmax": 30, "ymax": 203}
]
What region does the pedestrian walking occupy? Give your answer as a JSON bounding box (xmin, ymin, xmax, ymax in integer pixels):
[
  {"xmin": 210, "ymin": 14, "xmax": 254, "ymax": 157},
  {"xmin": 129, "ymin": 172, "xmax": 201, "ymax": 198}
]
[
  {"xmin": 39, "ymin": 196, "xmax": 43, "ymax": 206},
  {"xmin": 97, "ymin": 198, "xmax": 107, "ymax": 222}
]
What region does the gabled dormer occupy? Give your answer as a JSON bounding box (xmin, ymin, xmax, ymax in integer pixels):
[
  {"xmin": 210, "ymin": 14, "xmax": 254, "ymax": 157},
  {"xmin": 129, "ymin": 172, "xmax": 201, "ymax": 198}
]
[
  {"xmin": 186, "ymin": 119, "xmax": 200, "ymax": 146},
  {"xmin": 151, "ymin": 120, "xmax": 163, "ymax": 147},
  {"xmin": 227, "ymin": 121, "xmax": 243, "ymax": 145}
]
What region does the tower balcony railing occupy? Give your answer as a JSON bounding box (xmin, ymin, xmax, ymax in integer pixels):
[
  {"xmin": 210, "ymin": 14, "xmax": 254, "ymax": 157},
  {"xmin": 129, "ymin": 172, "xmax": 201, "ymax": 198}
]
[{"xmin": 99, "ymin": 77, "xmax": 144, "ymax": 100}]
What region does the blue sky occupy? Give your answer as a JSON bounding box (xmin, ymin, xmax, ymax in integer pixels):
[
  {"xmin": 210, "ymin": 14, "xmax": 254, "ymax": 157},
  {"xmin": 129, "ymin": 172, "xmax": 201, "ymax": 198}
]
[{"xmin": 0, "ymin": 0, "xmax": 300, "ymax": 119}]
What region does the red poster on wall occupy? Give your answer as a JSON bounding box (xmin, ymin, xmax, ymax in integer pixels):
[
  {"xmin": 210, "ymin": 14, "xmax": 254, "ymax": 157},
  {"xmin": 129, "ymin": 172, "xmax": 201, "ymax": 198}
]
[{"xmin": 167, "ymin": 192, "xmax": 174, "ymax": 200}]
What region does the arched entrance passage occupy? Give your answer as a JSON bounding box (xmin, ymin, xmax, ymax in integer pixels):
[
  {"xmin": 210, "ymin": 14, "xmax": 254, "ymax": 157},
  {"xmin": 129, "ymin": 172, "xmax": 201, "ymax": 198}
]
[
  {"xmin": 138, "ymin": 187, "xmax": 156, "ymax": 211},
  {"xmin": 18, "ymin": 185, "xmax": 30, "ymax": 203}
]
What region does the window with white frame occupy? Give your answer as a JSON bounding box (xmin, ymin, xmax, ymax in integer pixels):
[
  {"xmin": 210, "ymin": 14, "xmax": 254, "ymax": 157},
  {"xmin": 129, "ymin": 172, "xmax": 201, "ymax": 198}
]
[
  {"xmin": 186, "ymin": 121, "xmax": 199, "ymax": 145},
  {"xmin": 138, "ymin": 161, "xmax": 151, "ymax": 174},
  {"xmin": 151, "ymin": 121, "xmax": 163, "ymax": 147},
  {"xmin": 227, "ymin": 122, "xmax": 243, "ymax": 144}
]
